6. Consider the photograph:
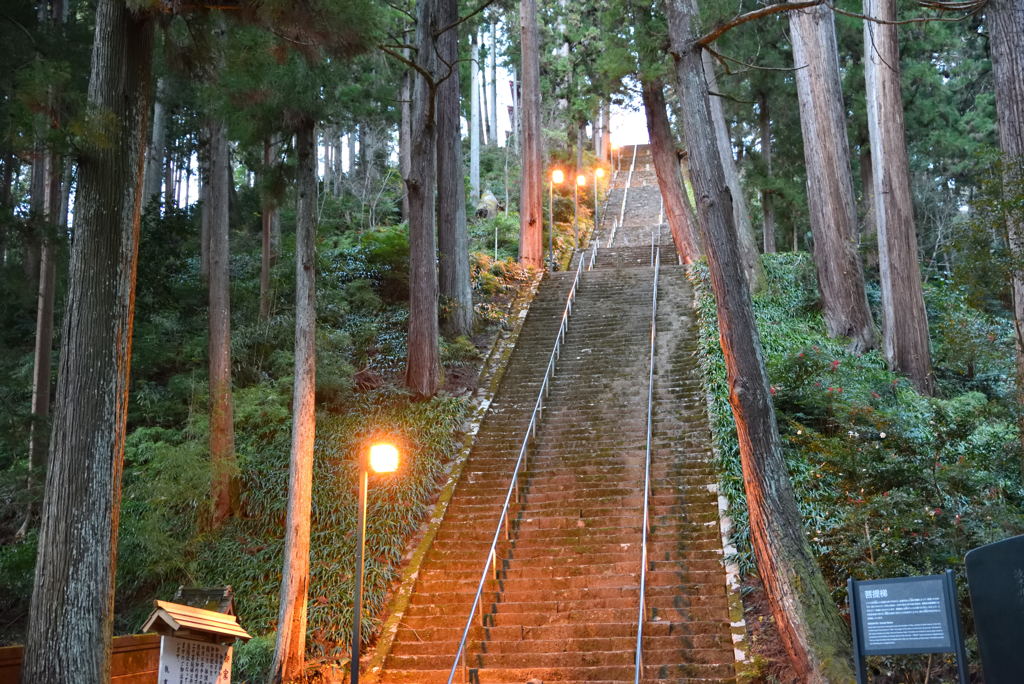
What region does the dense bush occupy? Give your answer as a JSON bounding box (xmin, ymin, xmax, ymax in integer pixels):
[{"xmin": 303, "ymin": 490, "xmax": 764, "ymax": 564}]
[{"xmin": 690, "ymin": 253, "xmax": 1024, "ymax": 678}]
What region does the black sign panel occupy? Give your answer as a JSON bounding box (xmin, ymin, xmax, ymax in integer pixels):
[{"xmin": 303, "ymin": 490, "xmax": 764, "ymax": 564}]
[
  {"xmin": 854, "ymin": 575, "xmax": 952, "ymax": 655},
  {"xmin": 848, "ymin": 570, "xmax": 968, "ymax": 684},
  {"xmin": 965, "ymin": 535, "xmax": 1024, "ymax": 684}
]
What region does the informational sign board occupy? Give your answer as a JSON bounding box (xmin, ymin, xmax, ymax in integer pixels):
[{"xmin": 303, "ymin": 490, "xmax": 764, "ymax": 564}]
[
  {"xmin": 158, "ymin": 636, "xmax": 232, "ymax": 684},
  {"xmin": 965, "ymin": 534, "xmax": 1024, "ymax": 683},
  {"xmin": 847, "ymin": 570, "xmax": 968, "ymax": 684}
]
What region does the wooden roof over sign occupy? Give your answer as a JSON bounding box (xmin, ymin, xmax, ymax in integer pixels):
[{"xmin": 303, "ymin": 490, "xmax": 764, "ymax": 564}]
[{"xmin": 142, "ymin": 600, "xmax": 252, "ymax": 642}]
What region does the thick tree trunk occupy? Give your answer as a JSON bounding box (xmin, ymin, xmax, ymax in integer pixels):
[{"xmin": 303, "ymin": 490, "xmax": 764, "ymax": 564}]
[
  {"xmin": 641, "ymin": 77, "xmax": 701, "ymax": 263},
  {"xmin": 22, "ymin": 3, "xmax": 153, "ymax": 680},
  {"xmin": 400, "ymin": 56, "xmax": 412, "ymax": 222},
  {"xmin": 701, "ymin": 50, "xmax": 763, "ymax": 290},
  {"xmin": 206, "ymin": 117, "xmax": 237, "ymax": 526},
  {"xmin": 988, "ymin": 0, "xmax": 1024, "ymax": 468},
  {"xmin": 143, "ymin": 77, "xmax": 166, "ymax": 210},
  {"xmin": 437, "ymin": 0, "xmax": 473, "ymax": 338},
  {"xmin": 489, "ymin": 21, "xmax": 498, "ymax": 146},
  {"xmin": 758, "ymin": 92, "xmax": 776, "ymax": 254},
  {"xmin": 259, "ymin": 139, "xmax": 280, "ymax": 322},
  {"xmin": 665, "ymin": 1, "xmax": 853, "ymax": 681},
  {"xmin": 269, "ymin": 119, "xmax": 317, "ymax": 684},
  {"xmin": 405, "ymin": 0, "xmax": 442, "ymax": 396},
  {"xmin": 864, "ymin": 0, "xmax": 932, "ymax": 393},
  {"xmin": 790, "ymin": 4, "xmax": 875, "ymax": 352},
  {"xmin": 518, "ymin": 0, "xmax": 543, "ymax": 267},
  {"xmin": 470, "ymin": 33, "xmax": 482, "ymax": 204}
]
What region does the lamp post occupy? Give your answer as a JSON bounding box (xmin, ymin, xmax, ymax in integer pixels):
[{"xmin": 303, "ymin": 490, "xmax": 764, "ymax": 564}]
[
  {"xmin": 351, "ymin": 441, "xmax": 400, "ymax": 684},
  {"xmin": 549, "ymin": 168, "xmax": 564, "ymax": 270},
  {"xmin": 594, "ymin": 167, "xmax": 605, "ymax": 236},
  {"xmin": 574, "ymin": 173, "xmax": 586, "ymax": 248}
]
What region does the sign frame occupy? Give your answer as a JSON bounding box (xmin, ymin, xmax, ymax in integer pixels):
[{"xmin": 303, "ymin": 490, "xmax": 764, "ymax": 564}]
[{"xmin": 847, "ymin": 569, "xmax": 969, "ymax": 684}]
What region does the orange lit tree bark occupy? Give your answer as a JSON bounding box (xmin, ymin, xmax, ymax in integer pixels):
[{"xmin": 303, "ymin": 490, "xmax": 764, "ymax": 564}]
[
  {"xmin": 864, "ymin": 0, "xmax": 933, "ymax": 394},
  {"xmin": 988, "ymin": 0, "xmax": 1024, "ymax": 466},
  {"xmin": 664, "ymin": 0, "xmax": 853, "ymax": 680},
  {"xmin": 269, "ymin": 118, "xmax": 318, "ymax": 684},
  {"xmin": 518, "ymin": 0, "xmax": 543, "ymax": 267},
  {"xmin": 641, "ymin": 76, "xmax": 701, "ymax": 263},
  {"xmin": 405, "ymin": 0, "xmax": 442, "ymax": 396},
  {"xmin": 22, "ymin": 1, "xmax": 153, "ymax": 680},
  {"xmin": 790, "ymin": 4, "xmax": 875, "ymax": 352},
  {"xmin": 206, "ymin": 115, "xmax": 237, "ymax": 526}
]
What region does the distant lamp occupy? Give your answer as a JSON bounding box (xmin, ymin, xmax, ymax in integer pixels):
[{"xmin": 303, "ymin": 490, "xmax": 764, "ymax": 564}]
[
  {"xmin": 549, "ymin": 169, "xmax": 564, "ymax": 269},
  {"xmin": 351, "ymin": 440, "xmax": 401, "ymax": 684},
  {"xmin": 595, "ymin": 167, "xmax": 605, "ymax": 179}
]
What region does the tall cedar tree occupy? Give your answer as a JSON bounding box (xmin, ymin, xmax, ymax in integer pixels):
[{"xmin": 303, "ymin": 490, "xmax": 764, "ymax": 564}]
[
  {"xmin": 21, "ymin": 1, "xmax": 153, "ymax": 680},
  {"xmin": 405, "ymin": 0, "xmax": 442, "ymax": 395},
  {"xmin": 864, "ymin": 0, "xmax": 933, "ymax": 394},
  {"xmin": 790, "ymin": 4, "xmax": 875, "ymax": 352},
  {"xmin": 206, "ymin": 113, "xmax": 238, "ymax": 525},
  {"xmin": 664, "ymin": 0, "xmax": 854, "ymax": 679},
  {"xmin": 989, "ymin": 0, "xmax": 1024, "ymax": 464},
  {"xmin": 437, "ymin": 0, "xmax": 473, "ymax": 339},
  {"xmin": 701, "ymin": 51, "xmax": 763, "ymax": 290},
  {"xmin": 758, "ymin": 91, "xmax": 776, "ymax": 253},
  {"xmin": 640, "ymin": 77, "xmax": 701, "ymax": 263},
  {"xmin": 518, "ymin": 0, "xmax": 543, "ymax": 267},
  {"xmin": 269, "ymin": 119, "xmax": 318, "ymax": 683}
]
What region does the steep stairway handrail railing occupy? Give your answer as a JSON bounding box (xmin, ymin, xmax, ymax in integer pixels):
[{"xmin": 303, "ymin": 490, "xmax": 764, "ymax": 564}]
[
  {"xmin": 607, "ymin": 144, "xmax": 639, "ymax": 248},
  {"xmin": 447, "ymin": 243, "xmax": 598, "ymax": 684},
  {"xmin": 634, "ymin": 244, "xmax": 661, "ymax": 683}
]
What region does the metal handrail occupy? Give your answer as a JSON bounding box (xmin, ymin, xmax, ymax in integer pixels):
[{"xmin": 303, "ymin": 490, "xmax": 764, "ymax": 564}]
[
  {"xmin": 447, "ymin": 243, "xmax": 598, "ymax": 684},
  {"xmin": 634, "ymin": 245, "xmax": 661, "ymax": 683},
  {"xmin": 608, "ymin": 144, "xmax": 639, "ymax": 248}
]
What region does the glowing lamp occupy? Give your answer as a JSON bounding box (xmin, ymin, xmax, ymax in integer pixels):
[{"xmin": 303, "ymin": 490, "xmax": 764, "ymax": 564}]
[
  {"xmin": 551, "ymin": 169, "xmax": 565, "ymax": 184},
  {"xmin": 595, "ymin": 168, "xmax": 605, "ymax": 179},
  {"xmin": 369, "ymin": 443, "xmax": 399, "ymax": 473}
]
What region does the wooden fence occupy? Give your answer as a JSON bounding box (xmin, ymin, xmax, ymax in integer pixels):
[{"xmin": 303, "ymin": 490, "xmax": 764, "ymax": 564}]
[{"xmin": 0, "ymin": 633, "xmax": 160, "ymax": 683}]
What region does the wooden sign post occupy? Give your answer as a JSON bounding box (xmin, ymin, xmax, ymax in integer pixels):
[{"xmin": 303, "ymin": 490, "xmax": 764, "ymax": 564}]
[{"xmin": 142, "ymin": 600, "xmax": 251, "ymax": 684}]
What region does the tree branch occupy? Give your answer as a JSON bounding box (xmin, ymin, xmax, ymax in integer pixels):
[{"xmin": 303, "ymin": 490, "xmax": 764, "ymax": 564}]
[
  {"xmin": 378, "ymin": 44, "xmax": 434, "ymax": 85},
  {"xmin": 826, "ymin": 0, "xmax": 978, "ymax": 25},
  {"xmin": 435, "ymin": 0, "xmax": 497, "ymax": 39},
  {"xmin": 696, "ymin": 1, "xmax": 824, "ymax": 47},
  {"xmin": 706, "ymin": 45, "xmax": 807, "ymax": 74}
]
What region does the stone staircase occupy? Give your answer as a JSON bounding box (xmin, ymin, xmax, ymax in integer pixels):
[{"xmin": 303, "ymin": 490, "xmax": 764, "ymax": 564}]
[{"xmin": 376, "ymin": 145, "xmax": 735, "ymax": 684}]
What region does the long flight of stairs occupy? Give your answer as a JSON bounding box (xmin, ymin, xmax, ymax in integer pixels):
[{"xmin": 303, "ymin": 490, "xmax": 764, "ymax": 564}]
[{"xmin": 376, "ymin": 145, "xmax": 736, "ymax": 683}]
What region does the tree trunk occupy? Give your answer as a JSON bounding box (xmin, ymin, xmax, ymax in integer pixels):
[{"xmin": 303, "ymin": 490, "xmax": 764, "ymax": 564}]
[
  {"xmin": 206, "ymin": 117, "xmax": 237, "ymax": 526},
  {"xmin": 405, "ymin": 0, "xmax": 442, "ymax": 396},
  {"xmin": 437, "ymin": 0, "xmax": 473, "ymax": 339},
  {"xmin": 269, "ymin": 118, "xmax": 317, "ymax": 684},
  {"xmin": 259, "ymin": 139, "xmax": 280, "ymax": 322},
  {"xmin": 988, "ymin": 0, "xmax": 1024, "ymax": 468},
  {"xmin": 480, "ymin": 54, "xmax": 491, "ymax": 146},
  {"xmin": 143, "ymin": 77, "xmax": 166, "ymax": 210},
  {"xmin": 864, "ymin": 0, "xmax": 932, "ymax": 393},
  {"xmin": 518, "ymin": 0, "xmax": 543, "ymax": 267},
  {"xmin": 163, "ymin": 148, "xmax": 175, "ymax": 211},
  {"xmin": 470, "ymin": 32, "xmax": 482, "ymax": 204},
  {"xmin": 701, "ymin": 50, "xmax": 763, "ymax": 290},
  {"xmin": 790, "ymin": 4, "xmax": 875, "ymax": 352},
  {"xmin": 664, "ymin": 1, "xmax": 853, "ymax": 680},
  {"xmin": 641, "ymin": 77, "xmax": 701, "ymax": 263},
  {"xmin": 400, "ymin": 55, "xmax": 412, "ymax": 222},
  {"xmin": 22, "ymin": 3, "xmax": 153, "ymax": 680},
  {"xmin": 489, "ymin": 21, "xmax": 498, "ymax": 146},
  {"xmin": 758, "ymin": 92, "xmax": 776, "ymax": 254}
]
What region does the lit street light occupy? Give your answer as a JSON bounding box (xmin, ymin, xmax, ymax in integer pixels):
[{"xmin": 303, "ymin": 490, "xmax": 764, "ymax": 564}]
[
  {"xmin": 549, "ymin": 169, "xmax": 564, "ymax": 270},
  {"xmin": 351, "ymin": 441, "xmax": 400, "ymax": 684}
]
